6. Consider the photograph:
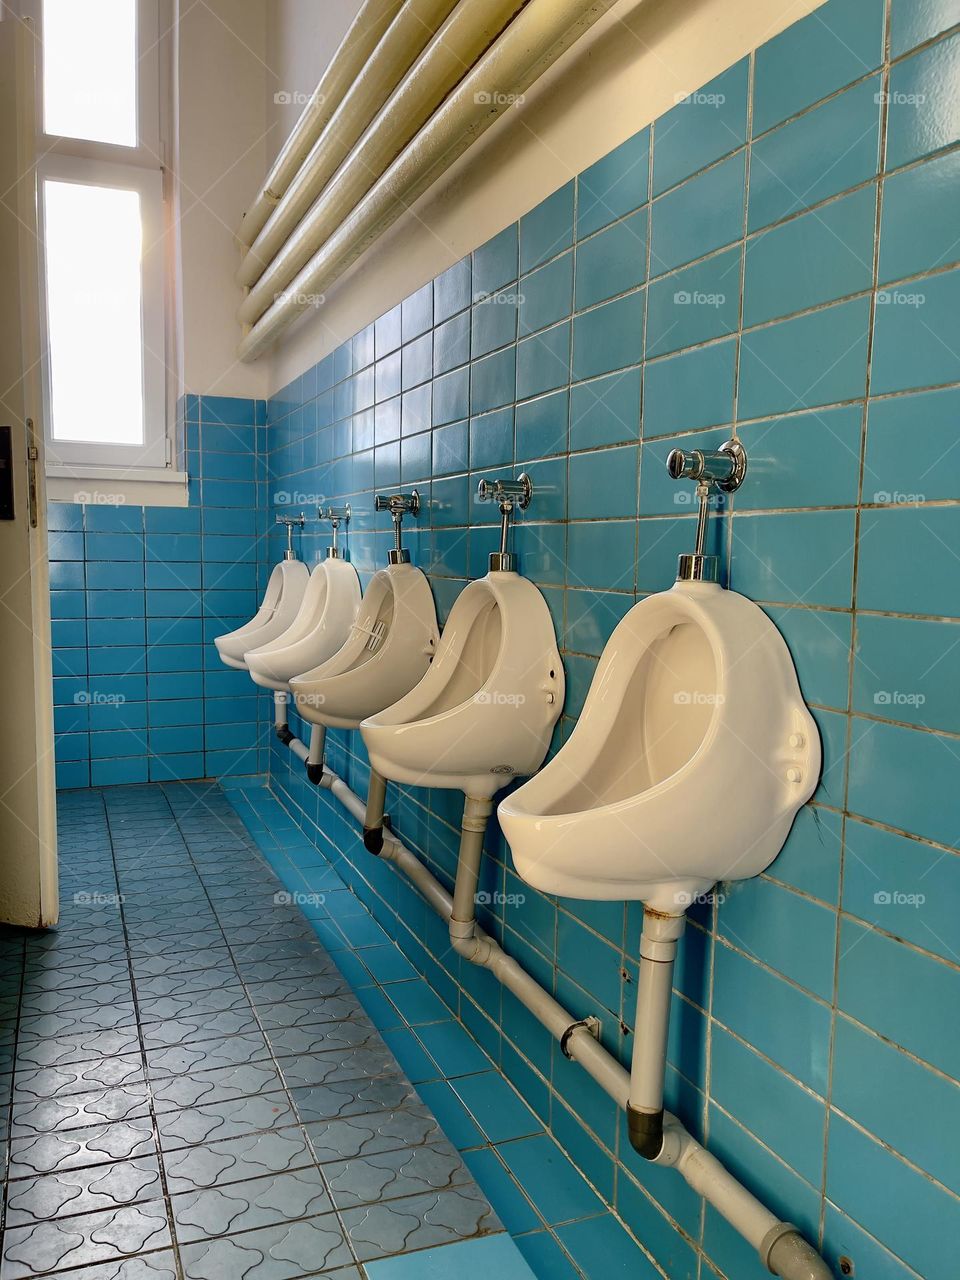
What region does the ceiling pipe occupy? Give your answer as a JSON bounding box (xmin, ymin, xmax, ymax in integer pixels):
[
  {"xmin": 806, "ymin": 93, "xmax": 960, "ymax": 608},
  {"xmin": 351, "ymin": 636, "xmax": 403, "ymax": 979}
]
[
  {"xmin": 237, "ymin": 0, "xmax": 405, "ymax": 249},
  {"xmin": 237, "ymin": 0, "xmax": 527, "ymax": 291},
  {"xmin": 237, "ymin": 0, "xmax": 623, "ymax": 360}
]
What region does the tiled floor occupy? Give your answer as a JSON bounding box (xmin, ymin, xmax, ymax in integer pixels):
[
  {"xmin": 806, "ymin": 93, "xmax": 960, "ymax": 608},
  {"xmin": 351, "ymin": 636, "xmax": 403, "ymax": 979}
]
[{"xmin": 0, "ymin": 783, "xmax": 538, "ymax": 1280}]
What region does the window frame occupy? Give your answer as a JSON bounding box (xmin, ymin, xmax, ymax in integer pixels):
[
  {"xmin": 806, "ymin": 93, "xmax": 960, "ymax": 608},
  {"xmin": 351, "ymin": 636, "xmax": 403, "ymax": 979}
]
[{"xmin": 25, "ymin": 0, "xmax": 180, "ymax": 485}]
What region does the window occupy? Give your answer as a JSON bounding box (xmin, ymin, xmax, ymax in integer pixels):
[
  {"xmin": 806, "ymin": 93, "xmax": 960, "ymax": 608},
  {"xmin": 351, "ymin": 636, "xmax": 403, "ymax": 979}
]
[{"xmin": 29, "ymin": 0, "xmax": 177, "ymax": 482}]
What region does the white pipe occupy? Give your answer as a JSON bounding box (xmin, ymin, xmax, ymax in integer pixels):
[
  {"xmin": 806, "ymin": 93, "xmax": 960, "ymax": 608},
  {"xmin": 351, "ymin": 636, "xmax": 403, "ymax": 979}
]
[
  {"xmin": 237, "ymin": 0, "xmax": 622, "ymax": 359},
  {"xmin": 282, "ymin": 746, "xmax": 830, "ymax": 1279},
  {"xmin": 237, "ymin": 0, "xmax": 510, "ymax": 290},
  {"xmin": 627, "ymin": 910, "xmax": 685, "ymax": 1158},
  {"xmin": 237, "ymin": 0, "xmax": 405, "ymax": 248}
]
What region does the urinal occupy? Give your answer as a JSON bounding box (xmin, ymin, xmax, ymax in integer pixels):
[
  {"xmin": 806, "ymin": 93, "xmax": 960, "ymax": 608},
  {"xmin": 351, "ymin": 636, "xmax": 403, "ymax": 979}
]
[
  {"xmin": 245, "ymin": 507, "xmax": 361, "ymax": 692},
  {"xmin": 214, "ymin": 515, "xmax": 309, "ymax": 670},
  {"xmin": 499, "ymin": 442, "xmax": 821, "ymax": 915},
  {"xmin": 289, "ymin": 491, "xmax": 440, "ymax": 730},
  {"xmin": 361, "ymin": 537, "xmax": 564, "ymax": 796}
]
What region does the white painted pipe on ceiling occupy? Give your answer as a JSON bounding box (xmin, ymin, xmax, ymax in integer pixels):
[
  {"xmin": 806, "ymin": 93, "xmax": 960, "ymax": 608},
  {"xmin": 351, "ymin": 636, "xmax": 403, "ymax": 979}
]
[
  {"xmin": 237, "ymin": 0, "xmax": 623, "ymax": 360},
  {"xmin": 237, "ymin": 0, "xmax": 405, "ymax": 249},
  {"xmin": 236, "ymin": 0, "xmax": 525, "ymax": 291}
]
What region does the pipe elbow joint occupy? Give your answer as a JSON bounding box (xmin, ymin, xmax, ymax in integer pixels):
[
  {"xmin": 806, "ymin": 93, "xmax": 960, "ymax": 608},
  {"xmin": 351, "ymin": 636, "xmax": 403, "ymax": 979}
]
[
  {"xmin": 276, "ymin": 724, "xmax": 294, "ymax": 745},
  {"xmin": 627, "ymin": 1103, "xmax": 665, "ymax": 1161},
  {"xmin": 306, "ymin": 762, "xmax": 325, "ymax": 785},
  {"xmin": 449, "ymin": 917, "xmax": 492, "ymax": 965},
  {"xmin": 761, "ymin": 1224, "xmax": 833, "ymax": 1280},
  {"xmin": 363, "ymin": 825, "xmax": 385, "ymax": 855}
]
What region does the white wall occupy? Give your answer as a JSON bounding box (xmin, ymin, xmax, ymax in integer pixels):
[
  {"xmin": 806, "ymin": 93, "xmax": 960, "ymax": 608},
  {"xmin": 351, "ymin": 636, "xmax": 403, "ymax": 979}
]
[
  {"xmin": 175, "ymin": 0, "xmax": 270, "ymax": 399},
  {"xmin": 258, "ymin": 0, "xmax": 825, "ymax": 392}
]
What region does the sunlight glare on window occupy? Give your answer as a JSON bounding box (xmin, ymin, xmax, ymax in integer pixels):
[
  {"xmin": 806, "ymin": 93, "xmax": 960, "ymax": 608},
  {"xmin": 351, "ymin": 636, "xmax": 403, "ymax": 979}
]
[
  {"xmin": 43, "ymin": 0, "xmax": 137, "ymax": 146},
  {"xmin": 44, "ymin": 180, "xmax": 145, "ymax": 446}
]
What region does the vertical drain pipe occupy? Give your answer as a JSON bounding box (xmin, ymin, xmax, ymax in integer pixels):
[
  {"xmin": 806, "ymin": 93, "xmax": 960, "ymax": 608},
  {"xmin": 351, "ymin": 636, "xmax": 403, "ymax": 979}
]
[
  {"xmin": 448, "ymin": 796, "xmax": 495, "ymax": 960},
  {"xmin": 306, "ymin": 725, "xmax": 327, "ymax": 783},
  {"xmin": 363, "ymin": 770, "xmax": 389, "ymax": 853},
  {"xmin": 627, "ymin": 910, "xmax": 685, "ymax": 1160}
]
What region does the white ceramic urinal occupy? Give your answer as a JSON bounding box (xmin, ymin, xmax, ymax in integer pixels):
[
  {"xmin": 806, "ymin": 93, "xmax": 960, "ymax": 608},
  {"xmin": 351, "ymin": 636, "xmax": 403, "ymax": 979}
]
[
  {"xmin": 289, "ymin": 492, "xmax": 440, "ymax": 729},
  {"xmin": 498, "ymin": 442, "xmax": 821, "ymax": 915},
  {"xmin": 214, "ymin": 557, "xmax": 309, "ymax": 670},
  {"xmin": 361, "ymin": 569, "xmax": 564, "ymax": 798},
  {"xmin": 244, "ymin": 510, "xmax": 361, "ymax": 692}
]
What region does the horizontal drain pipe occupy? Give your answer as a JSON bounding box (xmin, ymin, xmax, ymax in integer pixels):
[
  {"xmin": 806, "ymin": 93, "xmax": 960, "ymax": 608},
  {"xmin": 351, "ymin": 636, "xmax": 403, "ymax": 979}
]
[{"xmin": 270, "ymin": 706, "xmax": 831, "ymax": 1280}]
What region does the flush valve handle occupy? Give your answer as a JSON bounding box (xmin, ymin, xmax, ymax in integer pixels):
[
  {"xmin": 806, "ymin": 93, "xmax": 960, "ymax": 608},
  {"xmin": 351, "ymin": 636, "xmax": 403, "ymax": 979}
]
[
  {"xmin": 665, "ymin": 439, "xmax": 746, "ymax": 583},
  {"xmin": 375, "ymin": 490, "xmax": 421, "ymax": 564},
  {"xmin": 476, "ymin": 473, "xmax": 532, "ymax": 573},
  {"xmin": 319, "ymin": 504, "xmax": 351, "ymax": 559},
  {"xmin": 276, "ymin": 512, "xmax": 306, "ymax": 560}
]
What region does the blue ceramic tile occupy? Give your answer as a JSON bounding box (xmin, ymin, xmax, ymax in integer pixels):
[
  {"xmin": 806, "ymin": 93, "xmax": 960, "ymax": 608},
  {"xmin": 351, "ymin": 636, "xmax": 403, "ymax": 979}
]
[
  {"xmin": 736, "ymin": 405, "xmax": 862, "ymax": 509},
  {"xmin": 853, "ymin": 613, "xmax": 960, "ymax": 732},
  {"xmin": 833, "ymin": 1015, "xmax": 960, "ymax": 1195},
  {"xmin": 516, "ymin": 389, "xmax": 568, "ymax": 459},
  {"xmin": 826, "ymin": 1112, "xmax": 960, "ymax": 1279},
  {"xmin": 472, "ymin": 347, "xmax": 517, "ymax": 414},
  {"xmin": 375, "ymin": 304, "xmax": 402, "ymax": 357},
  {"xmin": 887, "ymin": 32, "xmax": 960, "ymax": 168},
  {"xmin": 858, "ymin": 506, "xmax": 960, "ymax": 616},
  {"xmin": 473, "ymin": 293, "xmax": 518, "ymax": 357},
  {"xmin": 434, "ymin": 311, "xmax": 471, "ymax": 375},
  {"xmin": 575, "ymin": 210, "xmax": 646, "ymax": 310},
  {"xmin": 880, "ymin": 148, "xmax": 960, "ymax": 284},
  {"xmin": 461, "ymin": 1149, "xmax": 541, "ymax": 1235},
  {"xmin": 753, "ymin": 0, "xmax": 885, "ymax": 134},
  {"xmin": 432, "ymin": 421, "xmax": 469, "ymax": 476},
  {"xmin": 871, "ymin": 265, "xmax": 960, "ymax": 393},
  {"xmin": 366, "ymin": 1237, "xmax": 536, "ymax": 1280},
  {"xmin": 473, "ymin": 224, "xmax": 519, "ymax": 297},
  {"xmin": 743, "ymin": 186, "xmax": 876, "ymax": 327},
  {"xmin": 517, "ymin": 323, "xmax": 570, "ymax": 400},
  {"xmin": 570, "ymin": 367, "xmax": 641, "ymax": 450},
  {"xmin": 842, "ymin": 817, "xmax": 960, "ymax": 963},
  {"xmin": 651, "ymin": 151, "xmax": 745, "ymax": 276},
  {"xmin": 731, "ymin": 510, "xmax": 856, "ymax": 607},
  {"xmin": 520, "ymin": 182, "xmax": 574, "ymax": 273},
  {"xmin": 401, "ymin": 281, "xmax": 433, "ymax": 341},
  {"xmin": 712, "ymin": 941, "xmax": 832, "ymax": 1091},
  {"xmin": 453, "ymin": 1071, "xmax": 543, "ymax": 1143},
  {"xmin": 434, "ymin": 256, "xmax": 472, "ymax": 322},
  {"xmin": 718, "ymin": 876, "xmax": 837, "ymax": 1000},
  {"xmin": 642, "ymin": 339, "xmax": 735, "ymax": 438},
  {"xmin": 748, "ymin": 76, "xmax": 881, "ymax": 231},
  {"xmin": 470, "ymin": 408, "xmax": 514, "ymax": 470},
  {"xmin": 767, "ymin": 803, "xmax": 843, "ymax": 904},
  {"xmin": 433, "ymin": 367, "xmax": 469, "ymax": 427},
  {"xmin": 866, "ymin": 385, "xmax": 960, "ymax": 505},
  {"xmin": 564, "ymin": 589, "xmax": 633, "ymax": 657},
  {"xmin": 653, "ymin": 63, "xmax": 749, "ymax": 197},
  {"xmin": 738, "ymin": 297, "xmax": 870, "ymax": 420},
  {"xmin": 569, "ymin": 446, "xmax": 638, "ymax": 519},
  {"xmin": 847, "ymin": 716, "xmax": 960, "ymax": 847},
  {"xmin": 577, "ymin": 128, "xmax": 649, "ymax": 239},
  {"xmin": 558, "ymin": 1214, "xmax": 662, "ymax": 1279},
  {"xmin": 762, "ymin": 604, "xmax": 852, "ymax": 712},
  {"xmin": 645, "ymin": 248, "xmax": 740, "ymax": 358},
  {"xmin": 497, "ymin": 1135, "xmax": 604, "ymax": 1225},
  {"xmin": 710, "ymin": 1027, "xmax": 825, "ymax": 1185},
  {"xmin": 823, "ymin": 1203, "xmax": 928, "ymax": 1280},
  {"xmin": 515, "ymin": 1233, "xmax": 582, "ymax": 1280},
  {"xmin": 572, "ymin": 289, "xmax": 645, "ymax": 378},
  {"xmin": 890, "ymin": 0, "xmax": 960, "ymax": 56},
  {"xmin": 521, "ymin": 252, "xmax": 573, "ymax": 336},
  {"xmin": 566, "ymin": 521, "xmax": 636, "ymax": 591}
]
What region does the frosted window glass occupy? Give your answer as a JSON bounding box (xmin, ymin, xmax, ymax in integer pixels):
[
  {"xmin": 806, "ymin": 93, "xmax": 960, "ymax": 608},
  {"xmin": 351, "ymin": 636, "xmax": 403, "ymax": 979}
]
[
  {"xmin": 44, "ymin": 180, "xmax": 145, "ymax": 446},
  {"xmin": 43, "ymin": 0, "xmax": 137, "ymax": 146}
]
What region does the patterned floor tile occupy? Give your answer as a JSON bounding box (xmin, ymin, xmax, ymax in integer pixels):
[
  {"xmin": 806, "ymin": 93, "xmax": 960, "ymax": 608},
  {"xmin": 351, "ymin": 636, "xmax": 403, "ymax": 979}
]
[
  {"xmin": 304, "ymin": 1105, "xmax": 443, "ymax": 1164},
  {"xmin": 0, "ymin": 1202, "xmax": 171, "ymax": 1278},
  {"xmin": 145, "ymin": 1032, "xmax": 271, "ymax": 1078},
  {"xmin": 156, "ymin": 1093, "xmax": 297, "ymax": 1150},
  {"xmin": 178, "ymin": 1214, "xmax": 353, "ymax": 1279},
  {"xmin": 287, "ymin": 1075, "xmax": 419, "ymax": 1124},
  {"xmin": 11, "ymin": 1084, "xmax": 152, "ymax": 1135},
  {"xmin": 12, "ymin": 1056, "xmax": 146, "ymax": 1103},
  {"xmin": 149, "ymin": 1062, "xmax": 286, "ymax": 1114},
  {"xmin": 5, "ymin": 1156, "xmax": 163, "ymax": 1225},
  {"xmin": 170, "ymin": 1168, "xmax": 332, "ymax": 1243},
  {"xmin": 323, "ymin": 1141, "xmax": 475, "ymax": 1209},
  {"xmin": 8, "ymin": 1117, "xmax": 156, "ymax": 1178},
  {"xmin": 341, "ymin": 1186, "xmax": 502, "ymax": 1262},
  {"xmin": 162, "ymin": 1128, "xmax": 314, "ymax": 1195}
]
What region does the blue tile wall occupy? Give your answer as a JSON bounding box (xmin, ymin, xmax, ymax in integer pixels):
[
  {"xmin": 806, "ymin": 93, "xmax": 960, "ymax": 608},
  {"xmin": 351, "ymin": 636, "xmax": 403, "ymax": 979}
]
[
  {"xmin": 49, "ymin": 394, "xmax": 270, "ymax": 787},
  {"xmin": 257, "ymin": 5, "xmax": 960, "ymax": 1276}
]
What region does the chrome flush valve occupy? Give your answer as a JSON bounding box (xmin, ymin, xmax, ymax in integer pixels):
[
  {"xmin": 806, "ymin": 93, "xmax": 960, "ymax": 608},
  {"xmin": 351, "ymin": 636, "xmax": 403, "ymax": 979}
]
[
  {"xmin": 319, "ymin": 504, "xmax": 350, "ymax": 559},
  {"xmin": 276, "ymin": 512, "xmax": 306, "ymax": 560},
  {"xmin": 476, "ymin": 473, "xmax": 532, "ymax": 573},
  {"xmin": 665, "ymin": 439, "xmax": 746, "ymax": 582},
  {"xmin": 375, "ymin": 490, "xmax": 420, "ymax": 564}
]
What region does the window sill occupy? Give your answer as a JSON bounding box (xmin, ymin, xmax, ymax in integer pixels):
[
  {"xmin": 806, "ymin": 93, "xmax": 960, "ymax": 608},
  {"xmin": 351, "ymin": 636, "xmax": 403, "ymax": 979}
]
[{"xmin": 46, "ymin": 466, "xmax": 189, "ymax": 508}]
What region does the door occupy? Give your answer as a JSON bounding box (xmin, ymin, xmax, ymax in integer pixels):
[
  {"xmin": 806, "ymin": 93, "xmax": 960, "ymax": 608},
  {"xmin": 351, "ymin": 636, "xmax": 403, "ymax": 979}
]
[{"xmin": 0, "ymin": 15, "xmax": 58, "ymax": 928}]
